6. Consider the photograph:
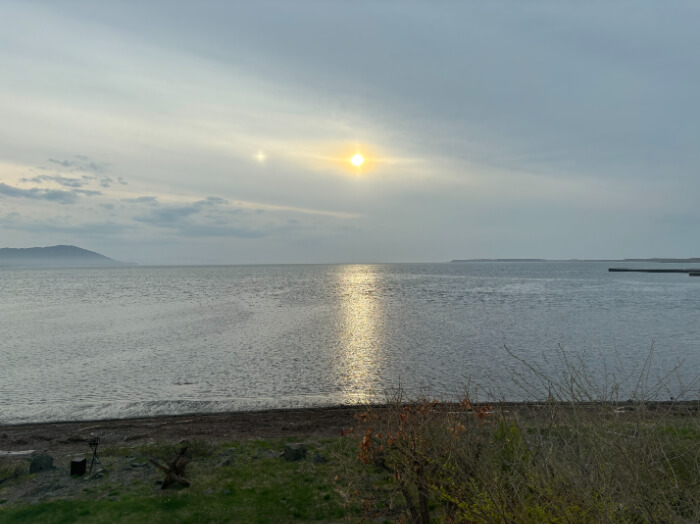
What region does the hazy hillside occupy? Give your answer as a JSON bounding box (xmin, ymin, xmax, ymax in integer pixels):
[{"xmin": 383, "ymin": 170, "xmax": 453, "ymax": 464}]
[{"xmin": 0, "ymin": 245, "xmax": 128, "ymax": 268}]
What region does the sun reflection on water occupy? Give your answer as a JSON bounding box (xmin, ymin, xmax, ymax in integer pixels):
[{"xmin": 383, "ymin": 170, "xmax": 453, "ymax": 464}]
[{"xmin": 335, "ymin": 265, "xmax": 385, "ymax": 403}]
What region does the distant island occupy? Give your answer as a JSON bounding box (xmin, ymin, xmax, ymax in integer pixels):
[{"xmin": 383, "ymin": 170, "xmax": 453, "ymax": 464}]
[
  {"xmin": 451, "ymin": 259, "xmax": 546, "ymax": 263},
  {"xmin": 452, "ymin": 258, "xmax": 700, "ymax": 263},
  {"xmin": 0, "ymin": 245, "xmax": 130, "ymax": 268}
]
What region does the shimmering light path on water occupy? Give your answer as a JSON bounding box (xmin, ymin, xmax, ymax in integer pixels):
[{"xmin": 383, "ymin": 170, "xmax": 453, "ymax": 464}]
[{"xmin": 1, "ymin": 262, "xmax": 698, "ymax": 423}]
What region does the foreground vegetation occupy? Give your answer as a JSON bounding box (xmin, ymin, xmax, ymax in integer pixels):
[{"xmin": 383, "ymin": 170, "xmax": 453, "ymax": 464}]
[
  {"xmin": 1, "ymin": 347, "xmax": 698, "ymax": 522},
  {"xmin": 1, "ymin": 398, "xmax": 698, "ymax": 523},
  {"xmin": 344, "ymin": 346, "xmax": 700, "ymax": 522},
  {"xmin": 0, "ymin": 438, "xmax": 350, "ymax": 523},
  {"xmin": 347, "ymin": 398, "xmax": 700, "ymax": 523}
]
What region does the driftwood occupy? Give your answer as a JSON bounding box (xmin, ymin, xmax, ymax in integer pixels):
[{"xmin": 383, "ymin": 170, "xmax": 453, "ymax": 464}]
[
  {"xmin": 0, "ymin": 450, "xmax": 35, "ymax": 459},
  {"xmin": 150, "ymin": 446, "xmax": 190, "ymax": 489}
]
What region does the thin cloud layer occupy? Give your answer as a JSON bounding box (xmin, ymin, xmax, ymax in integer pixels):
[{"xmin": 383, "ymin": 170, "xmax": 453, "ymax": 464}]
[
  {"xmin": 0, "ymin": 182, "xmax": 78, "ymax": 204},
  {"xmin": 1, "ymin": 1, "xmax": 699, "ymax": 263},
  {"xmin": 131, "ymin": 197, "xmax": 268, "ymax": 239},
  {"xmin": 0, "ymin": 213, "xmax": 131, "ymax": 237},
  {"xmin": 22, "ymin": 175, "xmax": 89, "ymax": 188}
]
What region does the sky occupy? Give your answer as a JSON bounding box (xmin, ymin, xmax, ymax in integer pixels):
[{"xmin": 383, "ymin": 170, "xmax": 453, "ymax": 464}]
[{"xmin": 1, "ymin": 1, "xmax": 699, "ymax": 265}]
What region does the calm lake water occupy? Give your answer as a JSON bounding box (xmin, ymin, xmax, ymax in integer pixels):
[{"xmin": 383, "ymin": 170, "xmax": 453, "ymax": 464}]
[{"xmin": 1, "ymin": 262, "xmax": 699, "ymax": 423}]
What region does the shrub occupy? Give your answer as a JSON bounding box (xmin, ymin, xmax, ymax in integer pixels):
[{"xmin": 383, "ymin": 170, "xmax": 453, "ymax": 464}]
[{"xmin": 345, "ymin": 348, "xmax": 700, "ymax": 523}]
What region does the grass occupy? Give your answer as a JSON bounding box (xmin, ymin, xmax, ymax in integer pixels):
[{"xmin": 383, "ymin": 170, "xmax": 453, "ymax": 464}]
[
  {"xmin": 0, "ymin": 438, "xmax": 354, "ymax": 523},
  {"xmin": 0, "ymin": 460, "xmax": 26, "ymax": 486}
]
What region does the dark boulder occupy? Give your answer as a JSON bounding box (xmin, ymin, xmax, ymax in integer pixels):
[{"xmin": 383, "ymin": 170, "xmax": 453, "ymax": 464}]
[
  {"xmin": 311, "ymin": 453, "xmax": 327, "ymax": 464},
  {"xmin": 282, "ymin": 444, "xmax": 307, "ymax": 462},
  {"xmin": 29, "ymin": 454, "xmax": 54, "ymax": 473}
]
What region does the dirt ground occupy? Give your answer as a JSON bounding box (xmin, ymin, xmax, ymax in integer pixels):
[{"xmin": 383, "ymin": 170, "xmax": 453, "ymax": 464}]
[{"xmin": 0, "ymin": 406, "xmax": 369, "ymax": 459}]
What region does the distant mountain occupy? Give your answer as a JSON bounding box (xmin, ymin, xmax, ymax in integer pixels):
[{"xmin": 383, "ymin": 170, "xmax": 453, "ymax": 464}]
[{"xmin": 0, "ymin": 245, "xmax": 129, "ymax": 268}]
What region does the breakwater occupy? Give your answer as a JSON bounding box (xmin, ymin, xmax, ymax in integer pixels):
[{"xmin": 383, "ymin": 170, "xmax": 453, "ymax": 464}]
[{"xmin": 609, "ymin": 268, "xmax": 700, "ymax": 276}]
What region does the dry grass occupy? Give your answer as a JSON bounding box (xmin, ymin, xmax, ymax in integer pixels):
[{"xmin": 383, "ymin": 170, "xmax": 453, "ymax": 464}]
[
  {"xmin": 0, "ymin": 458, "xmax": 26, "ymax": 485},
  {"xmin": 346, "ymin": 347, "xmax": 700, "ymax": 523}
]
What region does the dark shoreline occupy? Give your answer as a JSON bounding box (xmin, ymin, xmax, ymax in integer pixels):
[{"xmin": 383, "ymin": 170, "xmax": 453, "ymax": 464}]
[{"xmin": 2, "ymin": 401, "xmax": 697, "ymax": 458}]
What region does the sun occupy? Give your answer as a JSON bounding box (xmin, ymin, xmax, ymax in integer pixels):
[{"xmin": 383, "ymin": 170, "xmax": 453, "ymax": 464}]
[{"xmin": 350, "ymin": 154, "xmax": 364, "ymax": 167}]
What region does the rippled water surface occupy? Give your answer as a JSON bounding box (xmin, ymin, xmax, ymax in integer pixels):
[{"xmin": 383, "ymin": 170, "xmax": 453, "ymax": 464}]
[{"xmin": 1, "ymin": 262, "xmax": 699, "ymax": 423}]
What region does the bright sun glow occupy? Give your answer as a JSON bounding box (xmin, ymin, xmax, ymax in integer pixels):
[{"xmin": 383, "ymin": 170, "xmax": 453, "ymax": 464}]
[{"xmin": 351, "ymin": 154, "xmax": 364, "ymax": 167}]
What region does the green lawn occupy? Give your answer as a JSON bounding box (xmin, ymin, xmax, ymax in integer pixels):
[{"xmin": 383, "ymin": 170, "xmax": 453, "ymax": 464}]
[{"xmin": 0, "ymin": 438, "xmax": 357, "ymax": 524}]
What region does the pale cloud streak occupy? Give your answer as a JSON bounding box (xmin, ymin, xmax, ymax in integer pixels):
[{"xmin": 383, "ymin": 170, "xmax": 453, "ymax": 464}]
[{"xmin": 0, "ymin": 182, "xmax": 78, "ymax": 204}]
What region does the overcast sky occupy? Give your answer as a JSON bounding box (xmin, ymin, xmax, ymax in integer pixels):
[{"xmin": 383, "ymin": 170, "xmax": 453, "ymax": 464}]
[{"xmin": 1, "ymin": 1, "xmax": 699, "ymax": 264}]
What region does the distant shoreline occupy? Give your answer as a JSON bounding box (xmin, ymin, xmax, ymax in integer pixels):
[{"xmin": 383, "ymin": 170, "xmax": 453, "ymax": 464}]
[{"xmin": 451, "ymin": 258, "xmax": 700, "ymax": 263}]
